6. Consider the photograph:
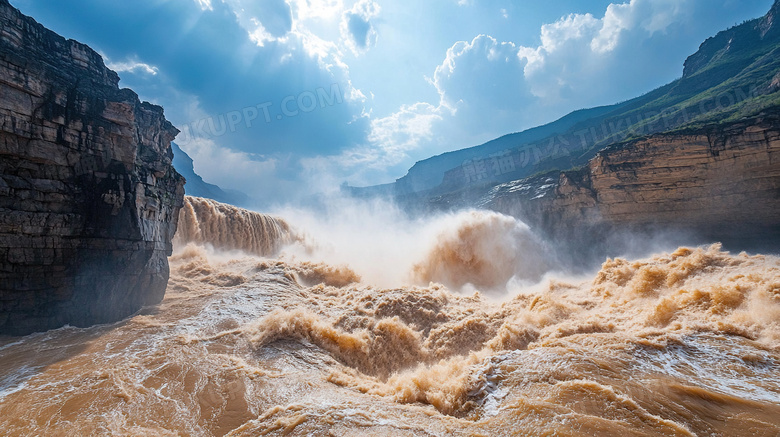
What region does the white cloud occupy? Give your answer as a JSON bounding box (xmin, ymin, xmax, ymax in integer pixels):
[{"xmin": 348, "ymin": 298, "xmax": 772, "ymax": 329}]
[
  {"xmin": 340, "ymin": 0, "xmax": 381, "ymax": 55},
  {"xmin": 432, "ymin": 35, "xmax": 525, "ymax": 112},
  {"xmin": 215, "ymin": 0, "xmax": 370, "ymax": 105},
  {"xmin": 367, "ymin": 102, "xmax": 443, "ymax": 164},
  {"xmin": 222, "ymin": 0, "xmax": 294, "ymax": 46},
  {"xmin": 295, "ymin": 28, "xmax": 344, "ymax": 69},
  {"xmin": 519, "ymin": 0, "xmax": 695, "ymax": 105},
  {"xmin": 290, "ymin": 0, "xmax": 345, "ymax": 21},
  {"xmin": 177, "ymin": 137, "xmax": 281, "ymax": 197},
  {"xmin": 104, "ymin": 56, "xmax": 159, "ymax": 76},
  {"xmin": 538, "ymin": 13, "xmax": 600, "ymax": 54},
  {"xmin": 348, "ymin": 0, "xmax": 715, "ymax": 177},
  {"xmin": 248, "ymin": 18, "xmax": 275, "ymax": 47},
  {"xmin": 592, "ymin": 0, "xmax": 690, "ymax": 53},
  {"xmin": 351, "ymin": 34, "xmax": 529, "ymax": 170}
]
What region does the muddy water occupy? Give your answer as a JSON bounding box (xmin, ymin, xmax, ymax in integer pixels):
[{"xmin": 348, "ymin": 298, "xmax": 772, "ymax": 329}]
[{"xmin": 1, "ymin": 205, "xmax": 779, "ymax": 436}]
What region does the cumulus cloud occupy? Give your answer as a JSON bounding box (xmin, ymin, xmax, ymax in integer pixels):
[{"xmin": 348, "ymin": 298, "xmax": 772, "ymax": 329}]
[
  {"xmin": 359, "ymin": 0, "xmax": 756, "ymax": 173},
  {"xmin": 358, "ymin": 34, "xmax": 532, "ymax": 167},
  {"xmin": 519, "ymin": 0, "xmax": 697, "ymax": 106},
  {"xmin": 17, "ymin": 0, "xmax": 772, "ymax": 200},
  {"xmin": 340, "ymin": 0, "xmax": 380, "ymax": 55},
  {"xmin": 433, "ymin": 35, "xmax": 529, "ymax": 114}
]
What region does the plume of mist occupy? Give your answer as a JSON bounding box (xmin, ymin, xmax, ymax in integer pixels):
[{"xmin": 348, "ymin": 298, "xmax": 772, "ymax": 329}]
[{"xmin": 273, "ymin": 195, "xmax": 555, "ymax": 293}]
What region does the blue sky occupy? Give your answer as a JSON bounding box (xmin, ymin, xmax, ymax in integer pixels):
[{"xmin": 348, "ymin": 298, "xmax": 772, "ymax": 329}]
[{"xmin": 12, "ymin": 0, "xmax": 774, "ymax": 205}]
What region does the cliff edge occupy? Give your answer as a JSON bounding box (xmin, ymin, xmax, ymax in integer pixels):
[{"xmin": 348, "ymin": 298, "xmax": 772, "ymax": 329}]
[
  {"xmin": 482, "ymin": 109, "xmax": 780, "ymax": 249},
  {"xmin": 362, "ymin": 1, "xmax": 780, "ymax": 202},
  {"xmin": 0, "ymin": 0, "xmax": 185, "ymax": 335}
]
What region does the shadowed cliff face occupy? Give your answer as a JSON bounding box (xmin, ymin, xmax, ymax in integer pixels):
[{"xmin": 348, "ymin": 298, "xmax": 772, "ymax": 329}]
[{"xmin": 0, "ymin": 0, "xmax": 185, "ymax": 335}]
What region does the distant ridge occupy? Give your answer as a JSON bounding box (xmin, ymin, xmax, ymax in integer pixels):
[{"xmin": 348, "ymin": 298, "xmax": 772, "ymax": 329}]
[
  {"xmin": 172, "ymin": 142, "xmax": 249, "ymax": 207},
  {"xmin": 354, "ymin": 0, "xmax": 780, "ymax": 201}
]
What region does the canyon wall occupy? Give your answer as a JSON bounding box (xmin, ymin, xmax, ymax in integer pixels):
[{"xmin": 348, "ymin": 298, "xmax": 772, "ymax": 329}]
[
  {"xmin": 357, "ymin": 1, "xmax": 780, "ymax": 203},
  {"xmin": 0, "ymin": 0, "xmax": 185, "ymax": 335},
  {"xmin": 483, "ymin": 109, "xmax": 780, "ymax": 247}
]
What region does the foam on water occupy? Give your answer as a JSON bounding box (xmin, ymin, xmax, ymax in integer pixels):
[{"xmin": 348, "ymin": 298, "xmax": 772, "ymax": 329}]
[{"xmin": 1, "ymin": 203, "xmax": 779, "ymax": 435}]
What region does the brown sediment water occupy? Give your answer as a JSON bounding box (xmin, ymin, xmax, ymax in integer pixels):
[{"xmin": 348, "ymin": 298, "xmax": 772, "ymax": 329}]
[
  {"xmin": 174, "ymin": 196, "xmax": 296, "ymax": 256},
  {"xmin": 411, "ymin": 210, "xmax": 550, "ymax": 290},
  {"xmin": 1, "ymin": 208, "xmax": 778, "ymax": 436}
]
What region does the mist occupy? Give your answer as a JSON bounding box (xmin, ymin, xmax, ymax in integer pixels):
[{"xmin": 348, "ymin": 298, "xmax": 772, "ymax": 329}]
[{"xmin": 171, "ymin": 192, "xmax": 700, "ymax": 298}]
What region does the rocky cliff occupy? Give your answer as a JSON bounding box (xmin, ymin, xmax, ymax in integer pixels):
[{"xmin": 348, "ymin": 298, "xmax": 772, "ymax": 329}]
[
  {"xmin": 359, "ymin": 0, "xmax": 780, "ymax": 201},
  {"xmin": 0, "ymin": 0, "xmax": 184, "ymax": 335},
  {"xmin": 385, "ymin": 1, "xmax": 780, "ymax": 259},
  {"xmin": 481, "ymin": 109, "xmax": 780, "ymax": 250}
]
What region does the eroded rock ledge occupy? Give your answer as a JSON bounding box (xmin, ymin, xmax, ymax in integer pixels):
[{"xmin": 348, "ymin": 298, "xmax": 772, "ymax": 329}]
[
  {"xmin": 0, "ymin": 0, "xmax": 185, "ymax": 335},
  {"xmin": 483, "ymin": 109, "xmax": 780, "ymax": 249}
]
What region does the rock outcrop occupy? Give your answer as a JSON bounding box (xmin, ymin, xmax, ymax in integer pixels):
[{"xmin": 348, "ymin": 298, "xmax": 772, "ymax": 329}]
[
  {"xmin": 387, "ymin": 1, "xmax": 780, "ymax": 258},
  {"xmin": 483, "ymin": 109, "xmax": 780, "ymax": 248},
  {"xmin": 0, "ymin": 0, "xmax": 185, "ymax": 335},
  {"xmin": 357, "ymin": 1, "xmax": 780, "ymax": 202}
]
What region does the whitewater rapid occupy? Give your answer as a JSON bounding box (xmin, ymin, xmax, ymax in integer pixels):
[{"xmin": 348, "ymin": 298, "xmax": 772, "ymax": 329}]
[{"xmin": 0, "ymin": 198, "xmax": 778, "ymax": 436}]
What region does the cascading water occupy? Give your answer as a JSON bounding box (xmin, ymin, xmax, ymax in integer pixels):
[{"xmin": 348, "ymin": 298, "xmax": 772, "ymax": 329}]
[{"xmin": 1, "ymin": 198, "xmax": 778, "ymax": 436}]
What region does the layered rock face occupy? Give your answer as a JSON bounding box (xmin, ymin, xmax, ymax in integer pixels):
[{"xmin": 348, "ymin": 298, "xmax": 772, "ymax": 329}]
[
  {"xmin": 358, "ymin": 1, "xmax": 780, "ymax": 204},
  {"xmin": 0, "ymin": 0, "xmax": 185, "ymax": 335},
  {"xmin": 484, "ymin": 110, "xmax": 780, "ymax": 247}
]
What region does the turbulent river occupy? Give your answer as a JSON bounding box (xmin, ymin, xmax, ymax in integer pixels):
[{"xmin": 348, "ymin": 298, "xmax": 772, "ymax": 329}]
[{"xmin": 1, "ymin": 197, "xmax": 779, "ymax": 436}]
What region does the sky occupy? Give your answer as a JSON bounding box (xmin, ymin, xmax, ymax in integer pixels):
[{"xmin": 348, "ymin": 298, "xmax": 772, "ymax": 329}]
[{"xmin": 12, "ymin": 0, "xmax": 774, "ymax": 206}]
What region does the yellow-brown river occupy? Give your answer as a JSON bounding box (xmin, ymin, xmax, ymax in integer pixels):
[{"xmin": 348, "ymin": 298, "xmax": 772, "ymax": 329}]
[{"xmin": 1, "ymin": 197, "xmax": 779, "ymax": 436}]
